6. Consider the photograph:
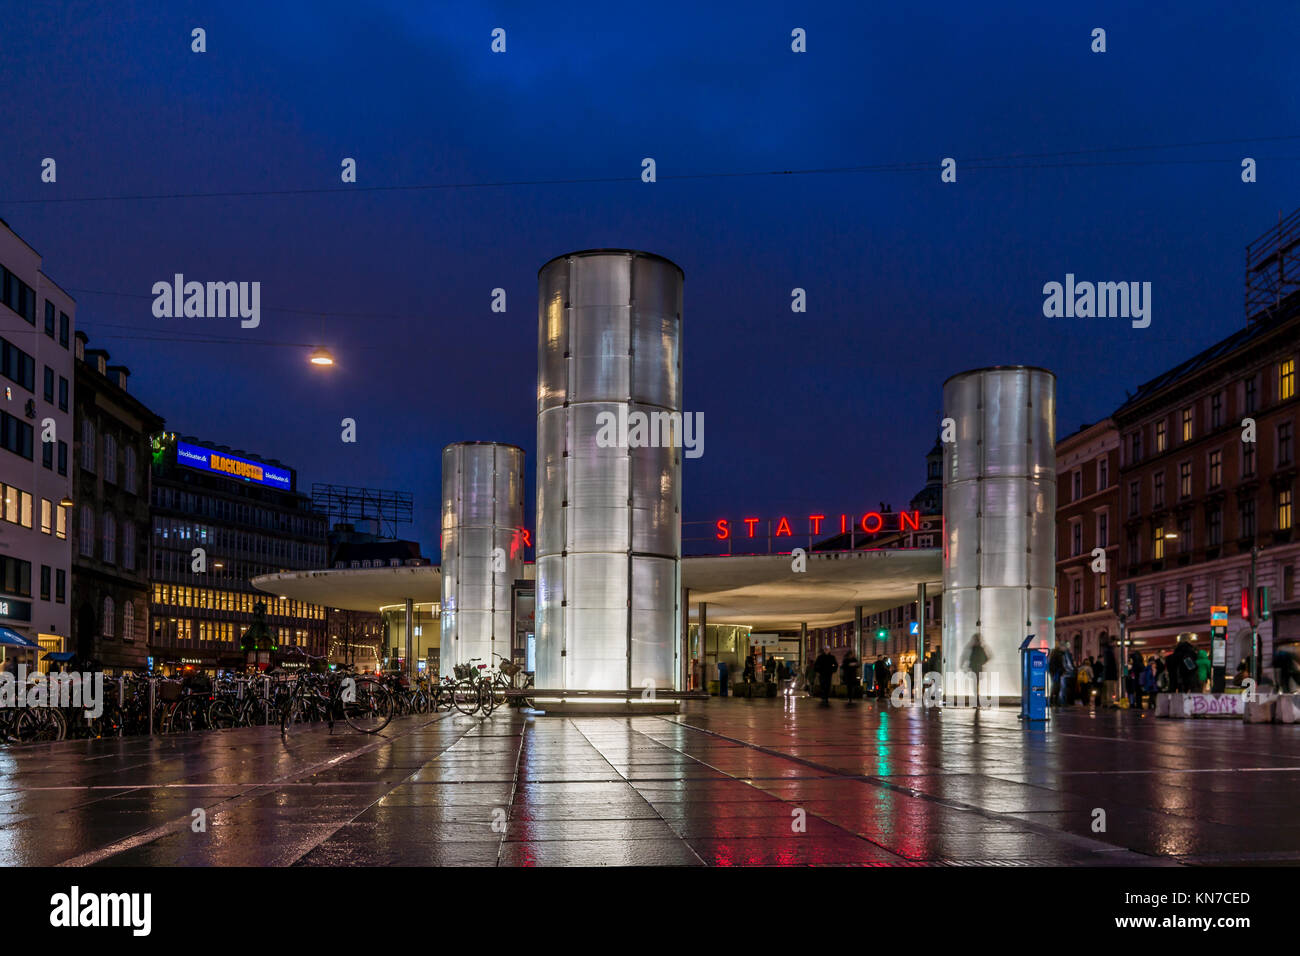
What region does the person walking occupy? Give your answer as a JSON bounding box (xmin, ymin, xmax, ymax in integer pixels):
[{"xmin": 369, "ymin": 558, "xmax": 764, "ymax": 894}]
[
  {"xmin": 1099, "ymin": 641, "xmax": 1118, "ymax": 708},
  {"xmin": 1128, "ymin": 651, "xmax": 1145, "ymax": 709},
  {"xmin": 1060, "ymin": 645, "xmax": 1077, "ymax": 705},
  {"xmin": 874, "ymin": 657, "xmax": 890, "ymax": 700},
  {"xmin": 1195, "ymin": 646, "xmax": 1211, "ymax": 693},
  {"xmin": 1076, "ymin": 657, "xmax": 1093, "ymax": 706},
  {"xmin": 967, "ymin": 635, "xmax": 989, "ymax": 708},
  {"xmin": 1048, "ymin": 643, "xmax": 1065, "ymax": 708},
  {"xmin": 743, "ymin": 653, "xmax": 756, "ymax": 684},
  {"xmin": 840, "ymin": 649, "xmax": 861, "ymax": 705},
  {"xmin": 1141, "ymin": 657, "xmax": 1159, "ymax": 710},
  {"xmin": 813, "ymin": 645, "xmax": 838, "ymax": 707}
]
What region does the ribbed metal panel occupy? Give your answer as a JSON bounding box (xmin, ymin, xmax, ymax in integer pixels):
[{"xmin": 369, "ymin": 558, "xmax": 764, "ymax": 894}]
[
  {"xmin": 941, "ymin": 367, "xmax": 1056, "ymax": 698},
  {"xmin": 440, "ymin": 442, "xmax": 525, "ymax": 678},
  {"xmin": 536, "ymin": 250, "xmax": 683, "ymax": 693}
]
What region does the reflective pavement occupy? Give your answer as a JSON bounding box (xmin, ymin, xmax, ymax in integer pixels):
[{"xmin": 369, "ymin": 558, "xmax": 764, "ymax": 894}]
[{"xmin": 1, "ymin": 695, "xmax": 1297, "ymax": 866}]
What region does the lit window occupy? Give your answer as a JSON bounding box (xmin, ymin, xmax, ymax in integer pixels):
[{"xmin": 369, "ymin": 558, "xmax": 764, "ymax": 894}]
[
  {"xmin": 40, "ymin": 498, "xmax": 51, "ymax": 534},
  {"xmin": 1181, "ymin": 408, "xmax": 1193, "ymax": 442},
  {"xmin": 1153, "ymin": 527, "xmax": 1165, "ymax": 561},
  {"xmin": 1280, "ymin": 489, "xmax": 1294, "ymax": 533},
  {"xmin": 1281, "ymin": 358, "xmax": 1295, "ymax": 402}
]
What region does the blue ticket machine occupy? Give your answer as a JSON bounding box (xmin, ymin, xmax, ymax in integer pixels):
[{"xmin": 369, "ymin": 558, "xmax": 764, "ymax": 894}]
[{"xmin": 1020, "ymin": 634, "xmax": 1049, "ymax": 722}]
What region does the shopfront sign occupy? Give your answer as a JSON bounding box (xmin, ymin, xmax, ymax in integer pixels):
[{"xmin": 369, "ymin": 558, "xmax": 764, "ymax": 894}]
[
  {"xmin": 0, "ymin": 597, "xmax": 32, "ymax": 622},
  {"xmin": 714, "ymin": 510, "xmax": 922, "ymax": 540},
  {"xmin": 176, "ymin": 440, "xmax": 292, "ymax": 490}
]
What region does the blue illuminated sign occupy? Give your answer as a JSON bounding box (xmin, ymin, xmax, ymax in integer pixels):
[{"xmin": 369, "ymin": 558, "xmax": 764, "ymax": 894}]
[
  {"xmin": 176, "ymin": 441, "xmax": 292, "ymax": 490},
  {"xmin": 909, "ymin": 621, "xmax": 919, "ymax": 635}
]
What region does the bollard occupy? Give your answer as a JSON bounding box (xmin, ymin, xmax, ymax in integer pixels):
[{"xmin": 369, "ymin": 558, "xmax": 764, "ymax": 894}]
[{"xmin": 149, "ymin": 678, "xmax": 155, "ymax": 736}]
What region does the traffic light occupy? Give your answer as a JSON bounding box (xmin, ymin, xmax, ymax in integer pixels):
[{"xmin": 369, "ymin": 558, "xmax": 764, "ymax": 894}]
[
  {"xmin": 1241, "ymin": 587, "xmax": 1251, "ymax": 620},
  {"xmin": 875, "ymin": 628, "xmax": 888, "ymax": 640},
  {"xmin": 1258, "ymin": 586, "xmax": 1270, "ymax": 621}
]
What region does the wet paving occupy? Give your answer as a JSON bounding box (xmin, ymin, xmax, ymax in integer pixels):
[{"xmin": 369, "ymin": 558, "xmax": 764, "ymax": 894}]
[{"xmin": 1, "ymin": 694, "xmax": 1298, "ymax": 866}]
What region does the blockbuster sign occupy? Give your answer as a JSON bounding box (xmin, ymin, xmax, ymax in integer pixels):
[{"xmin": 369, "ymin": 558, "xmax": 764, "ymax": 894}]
[{"xmin": 176, "ymin": 441, "xmax": 292, "ymax": 490}]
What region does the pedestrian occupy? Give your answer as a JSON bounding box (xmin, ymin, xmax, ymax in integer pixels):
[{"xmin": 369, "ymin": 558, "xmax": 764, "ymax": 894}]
[
  {"xmin": 1195, "ymin": 646, "xmax": 1211, "ymax": 693},
  {"xmin": 1272, "ymin": 642, "xmax": 1300, "ymax": 693},
  {"xmin": 1128, "ymin": 651, "xmax": 1144, "ymax": 708},
  {"xmin": 967, "ymin": 635, "xmax": 988, "ymax": 708},
  {"xmin": 874, "ymin": 657, "xmax": 890, "ymax": 699},
  {"xmin": 1076, "ymin": 657, "xmax": 1093, "ymax": 705},
  {"xmin": 743, "ymin": 653, "xmax": 756, "ymax": 684},
  {"xmin": 813, "ymin": 645, "xmax": 838, "ymax": 707},
  {"xmin": 1048, "ymin": 643, "xmax": 1065, "ymax": 707},
  {"xmin": 840, "ymin": 648, "xmax": 861, "ymax": 705},
  {"xmin": 1099, "ymin": 641, "xmax": 1118, "ymax": 708},
  {"xmin": 1060, "ymin": 645, "xmax": 1076, "ymax": 705},
  {"xmin": 1140, "ymin": 657, "xmax": 1159, "ymax": 710}
]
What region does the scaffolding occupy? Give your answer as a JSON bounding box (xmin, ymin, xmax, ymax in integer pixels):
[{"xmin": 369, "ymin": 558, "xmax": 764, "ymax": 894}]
[
  {"xmin": 311, "ymin": 484, "xmax": 414, "ymax": 539},
  {"xmin": 1246, "ymin": 207, "xmax": 1300, "ymax": 324}
]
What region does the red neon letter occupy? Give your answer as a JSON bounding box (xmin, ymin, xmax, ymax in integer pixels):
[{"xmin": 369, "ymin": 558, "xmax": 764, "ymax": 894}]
[
  {"xmin": 899, "ymin": 510, "xmax": 920, "ymax": 532},
  {"xmin": 743, "ymin": 517, "xmax": 760, "ymax": 538},
  {"xmin": 861, "ymin": 512, "xmax": 883, "ymax": 533},
  {"xmin": 715, "ymin": 519, "xmax": 730, "ymax": 540},
  {"xmin": 521, "ymin": 528, "xmax": 532, "ymax": 548},
  {"xmin": 775, "ymin": 517, "xmax": 792, "ymax": 537},
  {"xmin": 809, "ymin": 514, "xmax": 824, "ymax": 535}
]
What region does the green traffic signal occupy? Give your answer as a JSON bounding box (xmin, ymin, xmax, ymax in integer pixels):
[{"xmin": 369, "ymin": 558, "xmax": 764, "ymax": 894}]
[{"xmin": 876, "ymin": 628, "xmax": 888, "ymax": 640}]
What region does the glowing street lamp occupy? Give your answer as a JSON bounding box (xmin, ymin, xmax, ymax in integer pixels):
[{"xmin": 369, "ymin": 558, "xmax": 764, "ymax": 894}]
[{"xmin": 309, "ymin": 347, "xmax": 334, "ymax": 367}]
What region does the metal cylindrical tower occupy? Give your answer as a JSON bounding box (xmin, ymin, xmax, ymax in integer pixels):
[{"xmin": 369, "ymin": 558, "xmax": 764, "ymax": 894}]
[
  {"xmin": 536, "ymin": 249, "xmax": 683, "ymax": 696},
  {"xmin": 942, "ymin": 366, "xmax": 1056, "ymax": 700},
  {"xmin": 440, "ymin": 442, "xmax": 525, "ymax": 679}
]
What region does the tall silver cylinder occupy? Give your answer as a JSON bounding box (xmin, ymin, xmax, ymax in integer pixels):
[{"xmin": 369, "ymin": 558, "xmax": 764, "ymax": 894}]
[
  {"xmin": 536, "ymin": 250, "xmax": 683, "ymax": 693},
  {"xmin": 440, "ymin": 442, "xmax": 525, "ymax": 678},
  {"xmin": 942, "ymin": 367, "xmax": 1056, "ymax": 699}
]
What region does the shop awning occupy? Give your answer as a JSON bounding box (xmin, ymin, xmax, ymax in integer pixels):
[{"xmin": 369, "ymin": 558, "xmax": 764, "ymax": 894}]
[{"xmin": 0, "ymin": 628, "xmax": 40, "ymax": 649}]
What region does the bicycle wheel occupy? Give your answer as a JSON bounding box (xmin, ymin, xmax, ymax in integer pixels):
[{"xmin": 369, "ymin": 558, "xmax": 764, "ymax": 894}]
[
  {"xmin": 452, "ymin": 678, "xmax": 481, "ymax": 715},
  {"xmin": 479, "ymin": 678, "xmax": 498, "ymax": 715},
  {"xmin": 343, "ymin": 678, "xmax": 393, "ymax": 734},
  {"xmin": 280, "ymin": 695, "xmax": 306, "ymax": 735},
  {"xmin": 208, "ymin": 699, "xmax": 236, "ymax": 729},
  {"xmin": 15, "ymin": 709, "xmax": 59, "ymax": 742}
]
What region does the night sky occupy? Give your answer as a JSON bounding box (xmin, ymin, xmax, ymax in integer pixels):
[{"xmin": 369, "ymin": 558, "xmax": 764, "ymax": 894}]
[{"xmin": 3, "ymin": 1, "xmax": 1297, "ymax": 556}]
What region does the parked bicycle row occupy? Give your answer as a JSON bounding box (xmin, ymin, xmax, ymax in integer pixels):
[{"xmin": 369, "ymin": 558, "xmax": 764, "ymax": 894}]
[{"xmin": 0, "ymin": 653, "xmax": 536, "ymax": 743}]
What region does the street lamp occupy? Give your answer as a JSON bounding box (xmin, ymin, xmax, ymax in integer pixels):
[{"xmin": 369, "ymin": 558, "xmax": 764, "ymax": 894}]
[{"xmin": 309, "ymin": 347, "xmax": 334, "ymax": 366}]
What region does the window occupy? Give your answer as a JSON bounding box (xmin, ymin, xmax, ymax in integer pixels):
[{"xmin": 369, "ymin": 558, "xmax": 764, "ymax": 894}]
[
  {"xmin": 78, "ymin": 505, "xmax": 94, "ymax": 557},
  {"xmin": 56, "ymin": 504, "xmax": 66, "ymax": 539},
  {"xmin": 1286, "ymin": 565, "xmax": 1296, "ymax": 602},
  {"xmin": 1130, "ymin": 431, "xmax": 1142, "ymax": 463},
  {"xmin": 57, "ymin": 440, "xmax": 67, "ymax": 476},
  {"xmin": 1245, "ymin": 377, "xmax": 1257, "ymax": 414},
  {"xmin": 81, "ymin": 419, "xmax": 95, "ymax": 472},
  {"xmin": 1208, "ymin": 506, "xmax": 1222, "ymax": 547},
  {"xmin": 1153, "ymin": 472, "xmax": 1165, "ymax": 508},
  {"xmin": 1281, "ymin": 358, "xmax": 1296, "ymax": 402},
  {"xmin": 0, "ymin": 337, "xmax": 35, "ymax": 392},
  {"xmin": 55, "ymin": 568, "xmax": 65, "ymax": 603},
  {"xmin": 40, "ymin": 565, "xmax": 50, "ymax": 602},
  {"xmin": 1159, "ymin": 589, "xmax": 1168, "ymax": 617},
  {"xmin": 1179, "ymin": 461, "xmax": 1192, "ymax": 498},
  {"xmin": 1155, "ymin": 420, "xmax": 1167, "ymax": 453},
  {"xmin": 1211, "ymin": 392, "xmax": 1223, "ymax": 429},
  {"xmin": 1099, "ymin": 572, "xmax": 1109, "ymax": 608},
  {"xmin": 1129, "ymin": 480, "xmax": 1140, "ymax": 516},
  {"xmin": 1240, "ymin": 499, "xmax": 1256, "ymax": 539},
  {"xmin": 1070, "ymin": 578, "xmax": 1082, "ymax": 615},
  {"xmin": 1097, "ymin": 456, "xmax": 1108, "ymax": 490},
  {"xmin": 125, "ymin": 446, "xmax": 137, "ymax": 494},
  {"xmin": 58, "ymin": 377, "xmax": 67, "ymax": 411},
  {"xmin": 42, "ymin": 367, "xmax": 53, "ymax": 402},
  {"xmin": 1185, "ymin": 583, "xmax": 1194, "ymax": 615},
  {"xmin": 1280, "ymin": 488, "xmax": 1294, "ymax": 533},
  {"xmin": 59, "ymin": 312, "xmax": 69, "ymax": 348},
  {"xmin": 102, "ymin": 433, "xmax": 117, "ymax": 485},
  {"xmin": 0, "ymin": 556, "xmax": 31, "ymax": 597},
  {"xmin": 1209, "ymin": 449, "xmax": 1222, "ymax": 488},
  {"xmin": 1153, "ymin": 526, "xmax": 1165, "ymax": 561},
  {"xmin": 1244, "ymin": 441, "xmax": 1256, "ymax": 477},
  {"xmin": 1097, "ymin": 511, "xmax": 1109, "ymax": 548},
  {"xmin": 44, "ymin": 301, "xmax": 55, "ymax": 338},
  {"xmin": 122, "ymin": 521, "xmax": 135, "ymax": 571},
  {"xmin": 0, "ymin": 411, "xmax": 34, "ymax": 460},
  {"xmin": 42, "ymin": 441, "xmax": 52, "ymax": 470},
  {"xmin": 1179, "ymin": 515, "xmax": 1192, "ymax": 553},
  {"xmin": 122, "ymin": 601, "xmax": 134, "ymax": 643},
  {"xmin": 102, "ymin": 596, "xmax": 115, "ymax": 639},
  {"xmin": 1072, "ymin": 470, "xmax": 1083, "ymax": 502},
  {"xmin": 1071, "ymin": 521, "xmax": 1082, "ymax": 556},
  {"xmin": 1181, "ymin": 408, "xmax": 1193, "ymax": 442},
  {"xmin": 1280, "ymin": 422, "xmax": 1294, "ymax": 466},
  {"xmin": 40, "ymin": 498, "xmax": 51, "ymax": 534}
]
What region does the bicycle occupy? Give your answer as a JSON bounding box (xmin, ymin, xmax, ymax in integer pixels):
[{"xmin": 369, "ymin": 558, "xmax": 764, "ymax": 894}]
[{"xmin": 279, "ymin": 664, "xmax": 393, "ymax": 735}]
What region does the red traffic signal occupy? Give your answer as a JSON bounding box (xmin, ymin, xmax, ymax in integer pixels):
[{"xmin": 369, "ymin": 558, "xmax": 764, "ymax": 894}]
[{"xmin": 1241, "ymin": 587, "xmax": 1251, "ymax": 620}]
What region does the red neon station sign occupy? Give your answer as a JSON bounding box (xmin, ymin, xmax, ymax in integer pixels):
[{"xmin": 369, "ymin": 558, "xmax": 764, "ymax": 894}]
[{"xmin": 714, "ymin": 510, "xmax": 921, "ymax": 540}]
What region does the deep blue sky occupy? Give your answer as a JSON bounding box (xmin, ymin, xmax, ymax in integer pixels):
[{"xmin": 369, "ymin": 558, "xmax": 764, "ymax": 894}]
[{"xmin": 2, "ymin": 1, "xmax": 1297, "ymax": 555}]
